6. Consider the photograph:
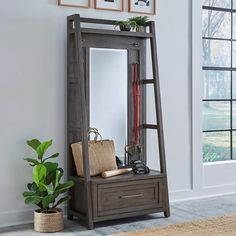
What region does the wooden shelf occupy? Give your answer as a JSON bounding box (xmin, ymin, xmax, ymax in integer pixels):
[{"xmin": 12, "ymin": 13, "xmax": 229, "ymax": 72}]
[
  {"xmin": 80, "ymin": 28, "xmax": 153, "ymax": 38},
  {"xmin": 70, "ymin": 170, "xmax": 165, "ymax": 184}
]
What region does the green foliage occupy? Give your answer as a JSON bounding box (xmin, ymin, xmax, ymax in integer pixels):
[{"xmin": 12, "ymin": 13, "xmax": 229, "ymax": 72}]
[
  {"xmin": 115, "ymin": 20, "xmax": 137, "ymax": 30},
  {"xmin": 36, "ymin": 140, "xmax": 52, "ymax": 160},
  {"xmin": 128, "ymin": 16, "xmax": 149, "ymax": 26},
  {"xmin": 115, "ymin": 16, "xmax": 149, "ymax": 31},
  {"xmin": 23, "ymin": 139, "xmax": 74, "ymax": 211}
]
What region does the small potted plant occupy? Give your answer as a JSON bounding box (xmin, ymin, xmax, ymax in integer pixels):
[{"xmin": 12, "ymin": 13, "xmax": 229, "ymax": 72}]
[
  {"xmin": 129, "ymin": 16, "xmax": 149, "ymax": 32},
  {"xmin": 22, "ymin": 139, "xmax": 74, "ymax": 233},
  {"xmin": 115, "ymin": 20, "xmax": 137, "ymax": 32}
]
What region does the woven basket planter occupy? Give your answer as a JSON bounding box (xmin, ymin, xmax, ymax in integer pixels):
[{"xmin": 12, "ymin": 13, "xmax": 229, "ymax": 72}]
[{"xmin": 34, "ymin": 208, "xmax": 64, "ymax": 233}]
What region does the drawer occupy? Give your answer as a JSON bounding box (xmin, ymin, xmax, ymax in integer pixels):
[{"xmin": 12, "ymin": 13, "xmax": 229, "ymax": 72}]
[{"xmin": 96, "ymin": 179, "xmax": 162, "ymax": 217}]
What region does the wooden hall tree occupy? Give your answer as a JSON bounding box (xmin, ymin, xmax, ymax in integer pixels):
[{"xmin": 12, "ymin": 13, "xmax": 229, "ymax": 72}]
[{"xmin": 67, "ymin": 14, "xmax": 170, "ymax": 229}]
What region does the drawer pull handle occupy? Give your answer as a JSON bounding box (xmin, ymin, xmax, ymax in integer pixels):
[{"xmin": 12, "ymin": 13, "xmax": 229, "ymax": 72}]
[{"xmin": 120, "ymin": 194, "xmax": 143, "ymax": 199}]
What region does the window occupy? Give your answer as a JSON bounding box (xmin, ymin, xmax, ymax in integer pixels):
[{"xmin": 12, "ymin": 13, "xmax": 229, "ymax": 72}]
[{"xmin": 202, "ymin": 0, "xmax": 236, "ymax": 162}]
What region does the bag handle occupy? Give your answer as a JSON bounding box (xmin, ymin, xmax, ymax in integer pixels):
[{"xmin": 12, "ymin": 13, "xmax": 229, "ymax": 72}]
[{"xmin": 87, "ymin": 128, "xmax": 102, "ymax": 142}]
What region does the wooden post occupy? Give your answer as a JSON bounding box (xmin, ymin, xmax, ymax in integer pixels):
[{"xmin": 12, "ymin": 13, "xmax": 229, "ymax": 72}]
[
  {"xmin": 149, "ymin": 21, "xmax": 170, "ymax": 217},
  {"xmin": 74, "ymin": 14, "xmax": 94, "ymax": 229}
]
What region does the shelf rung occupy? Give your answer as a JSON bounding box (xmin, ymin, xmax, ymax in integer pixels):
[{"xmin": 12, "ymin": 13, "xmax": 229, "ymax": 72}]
[
  {"xmin": 142, "ymin": 79, "xmax": 155, "ymax": 84},
  {"xmin": 142, "ymin": 124, "xmax": 158, "ymax": 129}
]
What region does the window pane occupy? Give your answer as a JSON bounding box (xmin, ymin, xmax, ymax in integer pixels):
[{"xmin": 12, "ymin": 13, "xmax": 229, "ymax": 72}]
[
  {"xmin": 203, "ymin": 39, "xmax": 231, "ymax": 67},
  {"xmin": 233, "ymin": 132, "xmax": 236, "ymax": 159},
  {"xmin": 203, "ymin": 101, "xmax": 230, "ymax": 130},
  {"xmin": 233, "ymin": 14, "xmax": 236, "ymax": 39},
  {"xmin": 203, "ymin": 132, "xmax": 231, "ymax": 162},
  {"xmin": 203, "ymin": 71, "xmax": 230, "ymax": 99},
  {"xmin": 234, "ymin": 0, "xmax": 236, "ymax": 9},
  {"xmin": 233, "ymin": 42, "xmax": 236, "ymax": 67},
  {"xmin": 203, "ymin": 10, "xmax": 231, "ymax": 39},
  {"xmin": 233, "ymin": 102, "xmax": 236, "ymax": 129},
  {"xmin": 233, "ymin": 72, "xmax": 236, "ymax": 98},
  {"xmin": 203, "ymin": 0, "xmax": 231, "ymax": 8}
]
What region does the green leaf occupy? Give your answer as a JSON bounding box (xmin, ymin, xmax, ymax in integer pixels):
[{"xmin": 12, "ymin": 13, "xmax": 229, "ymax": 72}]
[
  {"xmin": 54, "ymin": 169, "xmax": 61, "ymax": 189},
  {"xmin": 33, "ymin": 164, "xmax": 47, "ymax": 186},
  {"xmin": 25, "ymin": 196, "xmax": 42, "ymax": 205},
  {"xmin": 43, "ymin": 162, "xmax": 58, "ymax": 186},
  {"xmin": 27, "ymin": 182, "xmax": 38, "ymax": 192},
  {"xmin": 42, "ymin": 153, "xmax": 59, "ymax": 163},
  {"xmin": 54, "ymin": 196, "xmax": 70, "ymax": 208},
  {"xmin": 55, "ymin": 180, "xmax": 74, "ymax": 193},
  {"xmin": 42, "ymin": 195, "xmax": 57, "ymax": 210},
  {"xmin": 23, "ymin": 158, "xmax": 40, "ymax": 166},
  {"xmin": 44, "ymin": 162, "xmax": 58, "ymax": 173},
  {"xmin": 57, "ymin": 168, "xmax": 64, "ymax": 182},
  {"xmin": 27, "ymin": 139, "xmax": 41, "ymax": 151},
  {"xmin": 36, "ymin": 140, "xmax": 53, "ymax": 159},
  {"xmin": 23, "ymin": 191, "xmax": 37, "ymax": 197},
  {"xmin": 45, "ymin": 171, "xmax": 56, "ymax": 186},
  {"xmin": 38, "ymin": 183, "xmax": 47, "ymax": 192}
]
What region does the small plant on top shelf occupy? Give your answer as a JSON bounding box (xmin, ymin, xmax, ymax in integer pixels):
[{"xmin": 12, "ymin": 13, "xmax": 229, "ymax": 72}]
[
  {"xmin": 129, "ymin": 16, "xmax": 149, "ymax": 32},
  {"xmin": 115, "ymin": 20, "xmax": 137, "ymax": 32}
]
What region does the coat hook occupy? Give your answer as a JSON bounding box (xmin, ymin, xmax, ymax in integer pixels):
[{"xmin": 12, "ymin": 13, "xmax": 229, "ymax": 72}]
[{"xmin": 133, "ymin": 42, "xmax": 139, "ymax": 47}]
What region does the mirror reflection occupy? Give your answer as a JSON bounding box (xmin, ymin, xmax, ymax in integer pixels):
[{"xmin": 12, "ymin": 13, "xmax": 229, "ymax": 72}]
[{"xmin": 90, "ymin": 48, "xmax": 128, "ymax": 162}]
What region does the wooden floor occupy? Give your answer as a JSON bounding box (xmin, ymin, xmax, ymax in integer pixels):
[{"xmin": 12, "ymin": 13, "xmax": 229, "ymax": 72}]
[{"xmin": 1, "ymin": 194, "xmax": 236, "ymax": 236}]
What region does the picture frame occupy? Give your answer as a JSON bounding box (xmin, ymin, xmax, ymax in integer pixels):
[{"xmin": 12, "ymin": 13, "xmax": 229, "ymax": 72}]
[
  {"xmin": 95, "ymin": 0, "xmax": 124, "ymax": 12},
  {"xmin": 58, "ymin": 0, "xmax": 90, "ymax": 8},
  {"xmin": 128, "ymin": 0, "xmax": 156, "ymax": 15}
]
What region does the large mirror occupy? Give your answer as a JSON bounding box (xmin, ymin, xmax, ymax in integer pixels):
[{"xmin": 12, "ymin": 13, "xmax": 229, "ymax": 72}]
[{"xmin": 90, "ymin": 48, "xmax": 128, "ymax": 163}]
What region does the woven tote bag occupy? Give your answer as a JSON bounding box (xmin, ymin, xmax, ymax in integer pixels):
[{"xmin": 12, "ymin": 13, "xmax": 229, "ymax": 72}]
[{"xmin": 71, "ymin": 129, "xmax": 118, "ymax": 177}]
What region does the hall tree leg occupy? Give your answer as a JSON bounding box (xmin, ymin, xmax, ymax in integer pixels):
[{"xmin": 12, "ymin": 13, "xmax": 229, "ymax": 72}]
[
  {"xmin": 87, "ymin": 220, "xmax": 94, "ymax": 230},
  {"xmin": 163, "ymin": 177, "xmax": 170, "ymax": 217},
  {"xmin": 164, "ymin": 211, "xmax": 170, "ymax": 218}
]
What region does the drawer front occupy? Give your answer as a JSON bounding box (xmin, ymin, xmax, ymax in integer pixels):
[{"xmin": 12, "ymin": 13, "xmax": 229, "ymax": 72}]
[{"xmin": 96, "ymin": 179, "xmax": 162, "ymax": 217}]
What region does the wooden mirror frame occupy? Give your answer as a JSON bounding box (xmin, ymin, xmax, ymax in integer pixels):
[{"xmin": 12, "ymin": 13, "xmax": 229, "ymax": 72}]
[{"xmin": 82, "ymin": 34, "xmax": 147, "ymax": 167}]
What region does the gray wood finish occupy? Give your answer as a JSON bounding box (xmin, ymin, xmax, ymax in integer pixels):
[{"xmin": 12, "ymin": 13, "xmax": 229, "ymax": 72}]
[
  {"xmin": 67, "ymin": 14, "xmax": 170, "ymax": 229},
  {"xmin": 149, "ymin": 21, "xmax": 170, "ymax": 217},
  {"xmin": 81, "ymin": 28, "xmax": 153, "ymax": 38}
]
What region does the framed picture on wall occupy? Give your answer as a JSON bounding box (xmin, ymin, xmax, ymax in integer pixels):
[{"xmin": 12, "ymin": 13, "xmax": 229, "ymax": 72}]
[
  {"xmin": 58, "ymin": 0, "xmax": 90, "ymax": 8},
  {"xmin": 95, "ymin": 0, "xmax": 124, "ymax": 12},
  {"xmin": 129, "ymin": 0, "xmax": 156, "ymax": 15}
]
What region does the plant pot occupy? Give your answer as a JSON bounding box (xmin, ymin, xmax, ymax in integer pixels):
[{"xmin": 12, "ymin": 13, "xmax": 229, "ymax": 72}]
[
  {"xmin": 119, "ymin": 25, "xmax": 131, "ymax": 31},
  {"xmin": 34, "ymin": 208, "xmax": 64, "ymax": 233},
  {"xmin": 136, "ymin": 26, "xmax": 145, "ymax": 33}
]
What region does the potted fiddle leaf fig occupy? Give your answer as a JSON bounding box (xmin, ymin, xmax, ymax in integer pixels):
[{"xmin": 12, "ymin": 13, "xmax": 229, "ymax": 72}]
[{"xmin": 23, "ymin": 139, "xmax": 74, "ymax": 233}]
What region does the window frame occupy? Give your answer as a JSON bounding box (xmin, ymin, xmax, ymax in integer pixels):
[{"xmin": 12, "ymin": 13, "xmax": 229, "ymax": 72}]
[{"xmin": 202, "ymin": 1, "xmax": 235, "ymax": 161}]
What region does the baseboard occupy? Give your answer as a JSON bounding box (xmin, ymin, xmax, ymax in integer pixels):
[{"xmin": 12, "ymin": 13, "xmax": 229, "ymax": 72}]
[
  {"xmin": 0, "ymin": 206, "xmax": 67, "ymax": 228},
  {"xmin": 0, "ymin": 208, "xmax": 34, "ymax": 228},
  {"xmin": 170, "ymin": 183, "xmax": 236, "ymax": 202}
]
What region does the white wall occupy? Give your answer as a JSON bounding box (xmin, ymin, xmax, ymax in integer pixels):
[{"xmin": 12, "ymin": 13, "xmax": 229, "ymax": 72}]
[{"xmin": 1, "ymin": 0, "xmax": 233, "ymax": 228}]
